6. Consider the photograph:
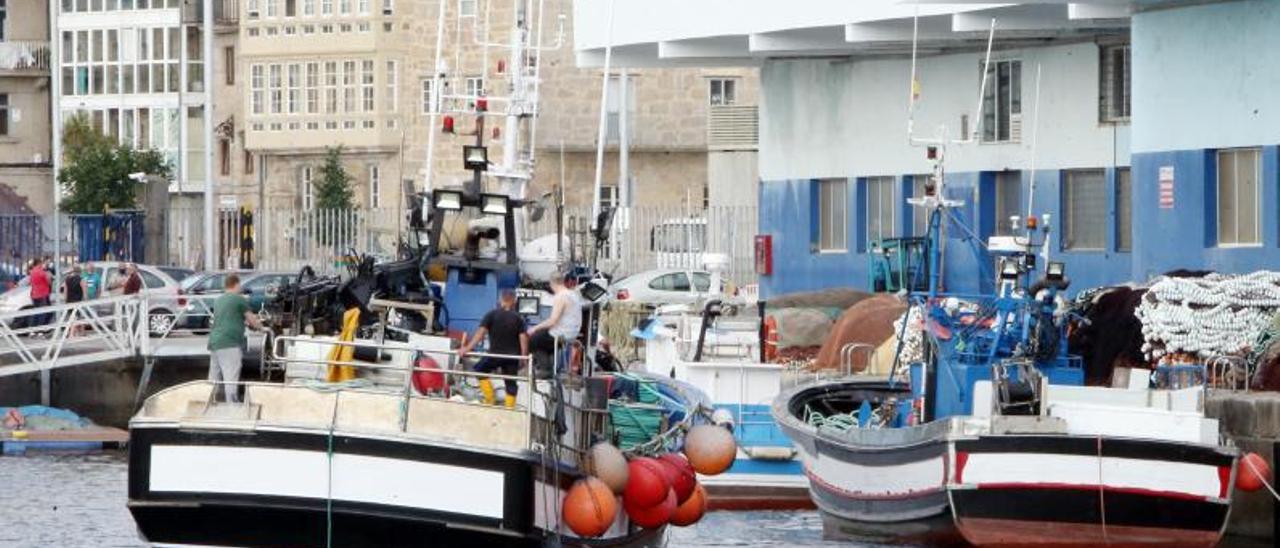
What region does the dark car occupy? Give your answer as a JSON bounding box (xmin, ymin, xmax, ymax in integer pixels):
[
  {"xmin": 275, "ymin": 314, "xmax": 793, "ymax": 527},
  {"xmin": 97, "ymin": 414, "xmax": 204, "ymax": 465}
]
[{"xmin": 177, "ymin": 271, "xmax": 295, "ymax": 329}]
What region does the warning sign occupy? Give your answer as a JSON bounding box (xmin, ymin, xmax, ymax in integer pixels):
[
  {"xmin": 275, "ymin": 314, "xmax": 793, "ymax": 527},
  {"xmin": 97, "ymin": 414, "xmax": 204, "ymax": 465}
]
[{"xmin": 1159, "ymin": 166, "xmax": 1175, "ymax": 209}]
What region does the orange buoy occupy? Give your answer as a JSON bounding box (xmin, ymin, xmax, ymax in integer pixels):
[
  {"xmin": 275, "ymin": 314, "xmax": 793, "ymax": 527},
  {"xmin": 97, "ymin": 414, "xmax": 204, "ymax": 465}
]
[
  {"xmin": 657, "ymin": 453, "xmax": 697, "ymax": 503},
  {"xmin": 670, "ymin": 483, "xmax": 707, "ymax": 527},
  {"xmin": 624, "ymin": 457, "xmax": 671, "ymax": 509},
  {"xmin": 563, "ymin": 477, "xmax": 617, "ymax": 538},
  {"xmin": 1237, "ymin": 452, "xmax": 1272, "ymax": 492},
  {"xmin": 585, "ymin": 443, "xmax": 630, "ymax": 494},
  {"xmin": 625, "ymin": 487, "xmax": 676, "ymax": 529},
  {"xmin": 684, "ymin": 425, "xmax": 737, "ymax": 476},
  {"xmin": 411, "ymin": 355, "xmax": 445, "ymax": 394}
]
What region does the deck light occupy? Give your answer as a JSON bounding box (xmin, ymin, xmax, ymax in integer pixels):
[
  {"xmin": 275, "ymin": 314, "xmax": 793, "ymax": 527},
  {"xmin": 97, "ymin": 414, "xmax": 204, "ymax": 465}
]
[
  {"xmin": 432, "ymin": 190, "xmax": 463, "ymax": 211},
  {"xmin": 464, "ymin": 145, "xmax": 489, "ymax": 171},
  {"xmin": 1047, "ymin": 261, "xmax": 1065, "ymax": 281},
  {"xmin": 480, "ymin": 193, "xmax": 509, "ymax": 216},
  {"xmin": 517, "ymin": 296, "xmax": 540, "ymax": 316}
]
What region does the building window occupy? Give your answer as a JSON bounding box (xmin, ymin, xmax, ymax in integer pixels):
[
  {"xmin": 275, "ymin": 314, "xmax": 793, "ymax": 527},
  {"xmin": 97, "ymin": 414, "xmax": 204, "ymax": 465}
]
[
  {"xmin": 342, "ymin": 60, "xmax": 356, "ymax": 113},
  {"xmin": 993, "ymin": 171, "xmax": 1022, "ymax": 236},
  {"xmin": 219, "ymin": 139, "xmax": 231, "ymax": 176},
  {"xmin": 1100, "ymin": 44, "xmax": 1131, "ymax": 123},
  {"xmin": 286, "ymin": 0, "xmax": 297, "ymax": 17},
  {"xmin": 339, "ymin": 0, "xmax": 350, "ymax": 15},
  {"xmin": 321, "ymin": 0, "xmax": 332, "ymax": 15},
  {"xmin": 267, "ymin": 0, "xmax": 279, "ymax": 17},
  {"xmin": 421, "ymin": 79, "xmax": 435, "ymax": 113},
  {"xmin": 910, "ymin": 174, "xmax": 931, "ymax": 236},
  {"xmin": 302, "ymin": 166, "xmax": 314, "ymax": 210},
  {"xmin": 382, "ymin": 0, "xmax": 393, "ymax": 15},
  {"xmin": 1, "ymin": 1, "xmax": 8, "ymax": 42},
  {"xmin": 0, "ymin": 94, "xmax": 8, "ymax": 136},
  {"xmin": 605, "ymin": 75, "xmax": 634, "ymax": 142},
  {"xmin": 465, "ymin": 76, "xmax": 484, "ymax": 103},
  {"xmin": 385, "ymin": 60, "xmax": 398, "ymax": 113},
  {"xmin": 245, "ymin": 150, "xmax": 255, "ymax": 175},
  {"xmin": 1217, "ymin": 148, "xmax": 1262, "ymax": 246},
  {"xmin": 1116, "ymin": 168, "xmax": 1132, "ymax": 251},
  {"xmin": 980, "ymin": 59, "xmax": 1021, "ymax": 143},
  {"xmin": 816, "ymin": 178, "xmax": 847, "ymax": 252},
  {"xmin": 250, "ymin": 64, "xmax": 264, "ymax": 115},
  {"xmin": 369, "ymin": 165, "xmax": 380, "ymax": 207},
  {"xmin": 361, "ymin": 60, "xmax": 375, "ymax": 112},
  {"xmin": 305, "ymin": 62, "xmax": 319, "ymax": 114},
  {"xmin": 287, "ymin": 63, "xmax": 302, "ymax": 114},
  {"xmin": 303, "ymin": 0, "xmax": 315, "ymax": 16},
  {"xmin": 358, "ymin": 0, "xmax": 369, "ymax": 14},
  {"xmin": 324, "ymin": 61, "xmax": 338, "ymax": 113},
  {"xmin": 269, "ymin": 64, "xmax": 283, "ymax": 114},
  {"xmin": 224, "ymin": 46, "xmax": 235, "ymax": 85},
  {"xmin": 1063, "ymin": 169, "xmax": 1107, "ymax": 250},
  {"xmin": 865, "ymin": 176, "xmax": 897, "ymax": 247},
  {"xmin": 459, "ymin": 0, "xmax": 476, "ymax": 17},
  {"xmin": 709, "ymin": 78, "xmax": 737, "ymax": 106}
]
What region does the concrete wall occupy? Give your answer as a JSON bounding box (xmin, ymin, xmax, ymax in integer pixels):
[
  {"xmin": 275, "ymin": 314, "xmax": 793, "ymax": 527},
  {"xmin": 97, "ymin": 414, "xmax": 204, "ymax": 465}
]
[
  {"xmin": 1127, "ymin": 1, "xmax": 1280, "ymax": 282},
  {"xmin": 709, "ymin": 150, "xmax": 758, "ymax": 208},
  {"xmin": 531, "ymin": 150, "xmax": 708, "ymax": 209},
  {"xmin": 755, "ymin": 41, "xmax": 1132, "ymax": 298}
]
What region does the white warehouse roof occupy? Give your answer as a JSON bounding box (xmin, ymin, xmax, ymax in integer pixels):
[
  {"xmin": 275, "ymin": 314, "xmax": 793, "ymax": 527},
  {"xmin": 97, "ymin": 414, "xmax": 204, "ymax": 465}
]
[{"xmin": 572, "ymin": 0, "xmax": 1140, "ymax": 68}]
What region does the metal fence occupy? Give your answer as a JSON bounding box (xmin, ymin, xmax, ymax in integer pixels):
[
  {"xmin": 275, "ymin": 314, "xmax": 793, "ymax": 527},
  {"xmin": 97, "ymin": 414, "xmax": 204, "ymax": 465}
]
[
  {"xmin": 3, "ymin": 203, "xmax": 758, "ymax": 284},
  {"xmin": 527, "ymin": 204, "xmax": 758, "ymax": 285}
]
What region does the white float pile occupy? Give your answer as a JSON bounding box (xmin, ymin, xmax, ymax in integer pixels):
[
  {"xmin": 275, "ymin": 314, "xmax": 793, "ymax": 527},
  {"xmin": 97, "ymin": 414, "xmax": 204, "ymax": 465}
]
[
  {"xmin": 1136, "ymin": 272, "xmax": 1280, "ymax": 362},
  {"xmin": 893, "ymin": 305, "xmax": 925, "ymax": 364}
]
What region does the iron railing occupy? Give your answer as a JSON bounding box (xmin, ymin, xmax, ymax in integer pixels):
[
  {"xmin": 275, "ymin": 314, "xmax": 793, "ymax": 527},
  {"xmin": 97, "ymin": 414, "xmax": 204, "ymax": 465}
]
[{"xmin": 0, "ymin": 41, "xmax": 51, "ymax": 72}]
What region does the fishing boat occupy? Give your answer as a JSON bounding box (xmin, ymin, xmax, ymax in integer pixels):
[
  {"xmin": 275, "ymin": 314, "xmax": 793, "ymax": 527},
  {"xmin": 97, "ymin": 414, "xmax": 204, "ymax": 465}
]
[
  {"xmin": 771, "ymin": 180, "xmax": 1239, "ymax": 545},
  {"xmin": 635, "ymin": 298, "xmax": 810, "ymax": 510}
]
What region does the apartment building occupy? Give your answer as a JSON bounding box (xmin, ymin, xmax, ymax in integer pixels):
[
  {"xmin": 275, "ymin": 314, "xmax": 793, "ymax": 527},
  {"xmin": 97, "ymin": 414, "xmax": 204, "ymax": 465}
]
[
  {"xmin": 225, "ymin": 0, "xmax": 758, "ymax": 214},
  {"xmin": 0, "ymin": 0, "xmax": 53, "ymax": 214},
  {"xmin": 53, "ymin": 0, "xmax": 211, "ymax": 204}
]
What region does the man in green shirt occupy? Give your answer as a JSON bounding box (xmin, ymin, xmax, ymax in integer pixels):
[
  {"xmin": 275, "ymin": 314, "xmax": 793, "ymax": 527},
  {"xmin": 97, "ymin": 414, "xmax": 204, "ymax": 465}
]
[{"xmin": 207, "ymin": 274, "xmax": 265, "ymax": 402}]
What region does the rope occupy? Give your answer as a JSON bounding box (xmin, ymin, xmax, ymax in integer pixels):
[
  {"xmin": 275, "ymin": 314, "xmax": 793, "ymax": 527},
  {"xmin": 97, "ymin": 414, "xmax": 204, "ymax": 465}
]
[{"xmin": 1096, "ymin": 435, "xmax": 1108, "ymax": 545}]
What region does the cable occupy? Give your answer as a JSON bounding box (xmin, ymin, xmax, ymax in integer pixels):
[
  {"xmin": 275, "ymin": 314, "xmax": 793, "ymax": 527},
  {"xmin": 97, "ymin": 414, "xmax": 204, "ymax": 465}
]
[{"xmin": 1244, "ymin": 455, "xmax": 1280, "ymax": 502}]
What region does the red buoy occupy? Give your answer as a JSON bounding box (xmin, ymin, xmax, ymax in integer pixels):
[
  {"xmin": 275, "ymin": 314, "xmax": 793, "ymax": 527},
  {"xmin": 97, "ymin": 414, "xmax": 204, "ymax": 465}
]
[
  {"xmin": 625, "ymin": 487, "xmax": 676, "ymax": 529},
  {"xmin": 563, "ymin": 477, "xmax": 617, "ymax": 538},
  {"xmin": 657, "ymin": 453, "xmax": 697, "ymax": 503},
  {"xmin": 623, "ymin": 457, "xmax": 671, "ymax": 509},
  {"xmin": 1237, "ymin": 452, "xmax": 1272, "ymax": 493},
  {"xmin": 670, "ymin": 483, "xmax": 707, "ymax": 526},
  {"xmin": 684, "ymin": 425, "xmax": 737, "ymax": 476},
  {"xmin": 411, "ymin": 355, "xmax": 445, "ymax": 394}
]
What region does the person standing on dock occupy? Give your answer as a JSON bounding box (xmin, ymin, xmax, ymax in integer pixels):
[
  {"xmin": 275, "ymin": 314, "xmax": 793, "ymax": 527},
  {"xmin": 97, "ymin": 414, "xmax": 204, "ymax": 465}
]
[
  {"xmin": 528, "ymin": 273, "xmax": 583, "ymax": 375},
  {"xmin": 60, "ymin": 265, "xmax": 87, "ymax": 337},
  {"xmin": 207, "ymin": 274, "xmax": 266, "ymax": 402},
  {"xmin": 27, "ymin": 258, "xmax": 52, "ymax": 332},
  {"xmin": 122, "ymin": 264, "xmax": 143, "ymax": 295},
  {"xmin": 459, "ymin": 290, "xmax": 529, "ymax": 408}
]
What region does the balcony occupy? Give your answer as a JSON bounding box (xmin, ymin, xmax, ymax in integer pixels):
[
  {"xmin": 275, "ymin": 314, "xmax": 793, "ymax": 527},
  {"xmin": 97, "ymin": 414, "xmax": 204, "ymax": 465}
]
[
  {"xmin": 707, "ymin": 105, "xmax": 759, "ymax": 151},
  {"xmin": 0, "ymin": 41, "xmax": 52, "ymax": 74},
  {"xmin": 179, "ymin": 0, "xmax": 240, "ymax": 26}
]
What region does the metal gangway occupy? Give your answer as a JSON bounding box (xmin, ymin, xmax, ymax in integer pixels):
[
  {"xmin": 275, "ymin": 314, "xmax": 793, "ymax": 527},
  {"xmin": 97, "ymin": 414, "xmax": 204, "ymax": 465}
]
[{"xmin": 0, "ymin": 294, "xmax": 227, "ymax": 404}]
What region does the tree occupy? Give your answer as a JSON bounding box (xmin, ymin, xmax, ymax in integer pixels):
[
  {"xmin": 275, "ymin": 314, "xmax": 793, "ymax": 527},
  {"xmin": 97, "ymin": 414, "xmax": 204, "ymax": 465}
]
[
  {"xmin": 58, "ymin": 112, "xmax": 172, "ymax": 214},
  {"xmin": 314, "ymin": 146, "xmax": 355, "ymax": 211}
]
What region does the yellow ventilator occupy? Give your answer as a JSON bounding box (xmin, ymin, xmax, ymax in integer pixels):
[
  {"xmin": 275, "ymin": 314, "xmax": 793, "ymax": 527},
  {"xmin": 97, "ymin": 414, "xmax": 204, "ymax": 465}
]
[{"xmin": 326, "ymin": 307, "xmax": 361, "ymax": 382}]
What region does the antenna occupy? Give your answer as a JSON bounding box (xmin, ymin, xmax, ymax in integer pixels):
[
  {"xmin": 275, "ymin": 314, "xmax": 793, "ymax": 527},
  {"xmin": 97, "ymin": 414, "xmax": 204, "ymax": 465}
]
[
  {"xmin": 906, "ymin": 1, "xmax": 921, "ymax": 144},
  {"xmin": 906, "ymin": 17, "xmax": 997, "ymax": 146}
]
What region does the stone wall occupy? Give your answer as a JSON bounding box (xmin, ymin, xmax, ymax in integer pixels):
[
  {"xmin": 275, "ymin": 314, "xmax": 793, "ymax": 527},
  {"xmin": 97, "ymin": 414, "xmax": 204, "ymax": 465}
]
[{"xmin": 1205, "ymin": 391, "xmax": 1279, "ymax": 541}]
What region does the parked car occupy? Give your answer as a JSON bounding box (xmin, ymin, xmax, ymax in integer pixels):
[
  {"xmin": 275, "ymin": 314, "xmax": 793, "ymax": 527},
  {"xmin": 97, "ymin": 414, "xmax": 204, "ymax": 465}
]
[
  {"xmin": 0, "ymin": 262, "xmax": 181, "ymax": 335},
  {"xmin": 157, "ymin": 266, "xmax": 197, "ymax": 283},
  {"xmin": 609, "ymin": 269, "xmax": 728, "ymax": 306},
  {"xmin": 177, "ymin": 270, "xmax": 295, "ymax": 329}
]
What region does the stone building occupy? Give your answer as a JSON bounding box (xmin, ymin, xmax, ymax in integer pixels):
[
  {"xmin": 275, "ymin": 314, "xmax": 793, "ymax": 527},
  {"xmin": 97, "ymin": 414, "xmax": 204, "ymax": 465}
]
[
  {"xmin": 225, "ymin": 0, "xmax": 758, "ymax": 215},
  {"xmin": 0, "ymin": 0, "xmax": 53, "ymax": 214}
]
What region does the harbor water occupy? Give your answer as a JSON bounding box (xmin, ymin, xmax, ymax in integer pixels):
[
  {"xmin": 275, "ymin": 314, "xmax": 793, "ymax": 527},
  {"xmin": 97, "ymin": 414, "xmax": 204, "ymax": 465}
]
[{"xmin": 0, "ymin": 452, "xmax": 862, "ymax": 547}]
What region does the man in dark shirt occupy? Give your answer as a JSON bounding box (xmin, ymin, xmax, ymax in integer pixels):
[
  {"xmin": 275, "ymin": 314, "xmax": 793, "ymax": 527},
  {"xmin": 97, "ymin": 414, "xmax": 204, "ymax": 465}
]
[{"xmin": 459, "ymin": 290, "xmax": 528, "ymax": 408}]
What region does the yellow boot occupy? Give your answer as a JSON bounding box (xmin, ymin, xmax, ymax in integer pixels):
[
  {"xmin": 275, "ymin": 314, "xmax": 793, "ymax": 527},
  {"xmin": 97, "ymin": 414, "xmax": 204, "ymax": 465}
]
[
  {"xmin": 504, "ymin": 394, "xmax": 517, "ymax": 409},
  {"xmin": 479, "ymin": 379, "xmax": 496, "ymax": 405}
]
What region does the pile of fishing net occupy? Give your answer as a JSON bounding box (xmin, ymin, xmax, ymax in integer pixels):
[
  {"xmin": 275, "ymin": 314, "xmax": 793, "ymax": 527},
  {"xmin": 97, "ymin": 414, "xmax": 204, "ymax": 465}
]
[
  {"xmin": 812, "ymin": 295, "xmax": 907, "ymax": 371},
  {"xmin": 1136, "ymin": 271, "xmax": 1280, "ymax": 362}
]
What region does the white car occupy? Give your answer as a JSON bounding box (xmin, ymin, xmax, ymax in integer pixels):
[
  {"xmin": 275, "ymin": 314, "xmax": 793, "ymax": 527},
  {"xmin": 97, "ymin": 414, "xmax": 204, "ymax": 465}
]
[{"xmin": 609, "ymin": 269, "xmax": 727, "ymax": 306}]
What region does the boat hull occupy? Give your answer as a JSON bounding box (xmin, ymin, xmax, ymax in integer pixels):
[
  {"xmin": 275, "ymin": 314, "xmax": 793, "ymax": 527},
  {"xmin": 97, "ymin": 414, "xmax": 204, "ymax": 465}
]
[
  {"xmin": 127, "ymin": 425, "xmax": 661, "ymax": 548},
  {"xmin": 949, "ymin": 434, "xmax": 1236, "ymax": 546}
]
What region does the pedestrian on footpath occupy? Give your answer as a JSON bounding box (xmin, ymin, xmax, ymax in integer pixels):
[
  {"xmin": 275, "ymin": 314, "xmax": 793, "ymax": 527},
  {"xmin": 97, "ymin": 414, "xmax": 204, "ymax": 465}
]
[
  {"xmin": 207, "ymin": 274, "xmax": 266, "ymax": 402},
  {"xmin": 458, "ymin": 290, "xmax": 529, "ymax": 408},
  {"xmin": 27, "ymin": 258, "xmax": 52, "ymax": 334},
  {"xmin": 60, "ymin": 264, "xmax": 87, "ymax": 337}
]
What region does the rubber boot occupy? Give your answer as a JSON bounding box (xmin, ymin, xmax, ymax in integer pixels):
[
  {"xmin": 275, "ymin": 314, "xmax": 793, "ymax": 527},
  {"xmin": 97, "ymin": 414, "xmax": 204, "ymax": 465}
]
[
  {"xmin": 479, "ymin": 379, "xmax": 496, "ymax": 405},
  {"xmin": 504, "ymin": 394, "xmax": 517, "ymax": 409}
]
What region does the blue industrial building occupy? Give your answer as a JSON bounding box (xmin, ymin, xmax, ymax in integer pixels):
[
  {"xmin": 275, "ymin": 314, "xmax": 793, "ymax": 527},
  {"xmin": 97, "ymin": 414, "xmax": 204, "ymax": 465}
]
[{"xmin": 575, "ymin": 0, "xmax": 1279, "ymax": 298}]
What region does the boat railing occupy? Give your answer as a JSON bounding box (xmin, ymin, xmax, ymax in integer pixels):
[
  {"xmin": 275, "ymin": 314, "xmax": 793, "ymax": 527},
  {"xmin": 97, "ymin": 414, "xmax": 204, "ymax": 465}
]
[
  {"xmin": 839, "ymin": 343, "xmax": 878, "ymax": 377},
  {"xmin": 266, "ymin": 335, "xmax": 604, "ymax": 466},
  {"xmin": 1206, "ymin": 355, "xmax": 1254, "ymax": 393}
]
